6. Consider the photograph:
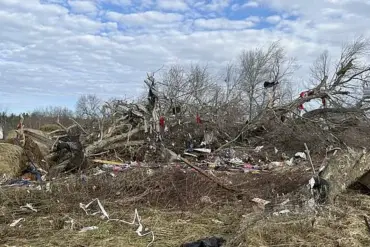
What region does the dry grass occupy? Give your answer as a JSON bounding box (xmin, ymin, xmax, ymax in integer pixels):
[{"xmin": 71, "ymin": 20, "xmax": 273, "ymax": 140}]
[
  {"xmin": 0, "ymin": 143, "xmax": 27, "ymax": 176},
  {"xmin": 1, "ymin": 167, "xmax": 369, "ymax": 247},
  {"xmin": 227, "ymin": 192, "xmax": 370, "ymax": 247},
  {"xmin": 0, "ymin": 166, "xmax": 311, "ymax": 247},
  {"xmin": 5, "ymin": 129, "xmax": 17, "ymax": 139}
]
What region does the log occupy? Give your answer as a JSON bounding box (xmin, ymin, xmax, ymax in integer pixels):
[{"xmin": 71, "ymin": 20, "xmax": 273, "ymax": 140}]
[
  {"xmin": 317, "ymin": 149, "xmax": 369, "ymax": 203},
  {"xmin": 85, "ymin": 126, "xmax": 145, "ymax": 156},
  {"xmin": 303, "ymin": 107, "xmax": 364, "ymax": 118},
  {"xmin": 104, "ymin": 140, "xmax": 145, "ymax": 150}
]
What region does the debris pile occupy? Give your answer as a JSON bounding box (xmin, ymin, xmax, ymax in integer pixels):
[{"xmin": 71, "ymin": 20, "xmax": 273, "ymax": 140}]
[{"xmin": 2, "ymin": 38, "xmax": 370, "ymax": 246}]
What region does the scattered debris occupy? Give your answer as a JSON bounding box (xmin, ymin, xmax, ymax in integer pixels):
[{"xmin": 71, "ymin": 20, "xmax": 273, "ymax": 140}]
[
  {"xmin": 81, "ymin": 198, "xmax": 155, "ymax": 247},
  {"xmin": 80, "ymin": 198, "xmax": 109, "ymax": 219}
]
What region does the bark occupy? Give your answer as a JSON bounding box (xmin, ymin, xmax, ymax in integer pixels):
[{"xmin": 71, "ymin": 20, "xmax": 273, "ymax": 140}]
[
  {"xmin": 85, "ymin": 126, "xmax": 145, "ymax": 156},
  {"xmin": 318, "ymin": 150, "xmax": 369, "ymax": 203}
]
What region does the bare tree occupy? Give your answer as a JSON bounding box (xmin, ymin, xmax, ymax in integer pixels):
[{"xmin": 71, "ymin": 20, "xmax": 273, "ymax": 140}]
[
  {"xmin": 159, "ymin": 64, "xmax": 189, "ymax": 114},
  {"xmin": 76, "ymin": 94, "xmax": 105, "ymax": 139},
  {"xmin": 76, "ymin": 94, "xmax": 102, "ymax": 119},
  {"xmin": 310, "ymin": 50, "xmax": 330, "ymax": 84},
  {"xmin": 307, "ymin": 36, "xmax": 370, "ymax": 109},
  {"xmin": 239, "ymin": 41, "xmax": 296, "ymax": 120},
  {"xmin": 158, "ymin": 64, "xmax": 217, "ymax": 118}
]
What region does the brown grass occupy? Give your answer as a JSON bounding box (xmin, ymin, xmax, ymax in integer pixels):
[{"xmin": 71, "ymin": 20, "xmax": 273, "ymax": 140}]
[
  {"xmin": 0, "ymin": 166, "xmax": 311, "ymax": 246},
  {"xmin": 227, "ymin": 192, "xmax": 370, "ymax": 247},
  {"xmin": 0, "ymin": 163, "xmax": 369, "ymax": 247}
]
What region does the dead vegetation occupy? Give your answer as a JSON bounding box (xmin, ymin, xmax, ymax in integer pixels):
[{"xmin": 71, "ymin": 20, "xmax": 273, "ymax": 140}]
[{"xmin": 227, "ymin": 192, "xmax": 370, "ymax": 247}]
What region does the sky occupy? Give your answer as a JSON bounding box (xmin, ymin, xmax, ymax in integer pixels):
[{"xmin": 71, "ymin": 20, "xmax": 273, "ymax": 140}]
[{"xmin": 0, "ymin": 0, "xmax": 370, "ymax": 113}]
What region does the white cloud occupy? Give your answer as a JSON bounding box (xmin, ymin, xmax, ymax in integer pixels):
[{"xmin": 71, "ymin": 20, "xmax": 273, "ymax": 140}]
[
  {"xmin": 265, "ymin": 15, "xmax": 281, "ymax": 24},
  {"xmin": 105, "ymin": 11, "xmax": 184, "ymax": 26},
  {"xmin": 231, "ymin": 1, "xmax": 259, "ymax": 11},
  {"xmin": 243, "ymin": 1, "xmax": 259, "ymax": 8},
  {"xmin": 194, "ymin": 18, "xmax": 255, "ymax": 30},
  {"xmin": 98, "ymin": 0, "xmax": 132, "ymax": 6},
  {"xmin": 156, "ymin": 0, "xmax": 188, "ymax": 11},
  {"xmin": 68, "ymin": 0, "xmax": 97, "ymax": 14},
  {"xmin": 0, "ymin": 0, "xmax": 370, "ymax": 112},
  {"xmin": 195, "ymin": 0, "xmax": 231, "ymax": 12}
]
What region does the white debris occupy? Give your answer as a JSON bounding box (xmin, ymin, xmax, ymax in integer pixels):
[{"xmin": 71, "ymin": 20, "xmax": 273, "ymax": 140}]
[
  {"xmin": 10, "ymin": 218, "xmax": 24, "ymax": 227},
  {"xmin": 309, "ymin": 177, "xmax": 315, "ymax": 190},
  {"xmin": 285, "ymin": 157, "xmax": 295, "ymax": 166},
  {"xmin": 294, "ymin": 152, "xmax": 307, "ymax": 160},
  {"xmin": 193, "ymin": 148, "xmax": 211, "ymax": 153},
  {"xmin": 273, "ymin": 209, "xmax": 291, "ymax": 216},
  {"xmin": 229, "ymin": 157, "xmax": 243, "ymax": 165},
  {"xmin": 79, "ymin": 226, "xmax": 98, "ymax": 232},
  {"xmin": 20, "ymin": 203, "xmax": 37, "ymax": 212},
  {"xmin": 81, "ymin": 198, "xmax": 155, "ymax": 247},
  {"xmin": 46, "ymin": 182, "xmax": 51, "ymax": 192},
  {"xmin": 280, "ymin": 199, "xmax": 290, "ymax": 206},
  {"xmin": 211, "ymin": 219, "xmax": 224, "ymax": 224},
  {"xmin": 252, "ymin": 198, "xmax": 271, "ymax": 209},
  {"xmin": 93, "ymin": 168, "xmax": 105, "ymax": 176},
  {"xmin": 80, "ymin": 198, "xmax": 109, "ymax": 219},
  {"xmin": 254, "ymin": 146, "xmax": 264, "ymax": 152}
]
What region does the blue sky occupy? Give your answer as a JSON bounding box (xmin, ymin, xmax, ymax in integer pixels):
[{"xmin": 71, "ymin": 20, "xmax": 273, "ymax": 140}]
[{"xmin": 0, "ymin": 0, "xmax": 369, "ymax": 113}]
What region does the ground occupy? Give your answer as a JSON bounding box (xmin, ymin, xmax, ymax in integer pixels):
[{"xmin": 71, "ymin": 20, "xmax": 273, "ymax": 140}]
[
  {"xmin": 0, "ymin": 166, "xmax": 312, "ymax": 247},
  {"xmin": 1, "ymin": 161, "xmax": 370, "ymax": 246}
]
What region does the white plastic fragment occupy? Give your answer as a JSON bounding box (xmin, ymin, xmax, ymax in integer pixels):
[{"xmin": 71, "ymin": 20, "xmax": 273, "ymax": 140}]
[
  {"xmin": 254, "ymin": 146, "xmax": 264, "ymax": 152},
  {"xmin": 46, "ymin": 182, "xmax": 51, "ymax": 192},
  {"xmin": 273, "ymin": 209, "xmax": 291, "ymax": 216},
  {"xmin": 79, "ymin": 226, "xmax": 98, "ymax": 232},
  {"xmin": 280, "ymin": 199, "xmax": 290, "ymax": 206},
  {"xmin": 193, "ymin": 148, "xmax": 211, "ymax": 153},
  {"xmin": 252, "ymin": 198, "xmax": 271, "ymax": 209},
  {"xmin": 294, "ymin": 152, "xmax": 307, "ymax": 160},
  {"xmin": 309, "ymin": 177, "xmax": 315, "ymax": 190},
  {"xmin": 10, "ymin": 218, "xmax": 24, "ymax": 227},
  {"xmin": 285, "ymin": 157, "xmax": 294, "ymax": 166},
  {"xmin": 79, "ymin": 198, "xmax": 109, "ymax": 219},
  {"xmin": 20, "ymin": 203, "xmax": 37, "ymax": 212},
  {"xmin": 64, "ymin": 216, "xmax": 75, "ymax": 230}
]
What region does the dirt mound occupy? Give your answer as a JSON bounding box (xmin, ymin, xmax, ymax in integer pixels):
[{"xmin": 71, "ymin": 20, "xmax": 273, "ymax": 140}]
[{"xmin": 0, "ymin": 143, "xmax": 27, "ymax": 176}]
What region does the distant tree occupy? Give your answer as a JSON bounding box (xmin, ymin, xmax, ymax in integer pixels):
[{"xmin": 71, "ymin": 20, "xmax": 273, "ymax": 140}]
[{"xmin": 75, "ymin": 94, "xmax": 103, "ymax": 119}]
